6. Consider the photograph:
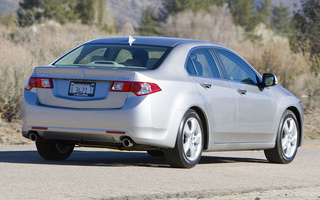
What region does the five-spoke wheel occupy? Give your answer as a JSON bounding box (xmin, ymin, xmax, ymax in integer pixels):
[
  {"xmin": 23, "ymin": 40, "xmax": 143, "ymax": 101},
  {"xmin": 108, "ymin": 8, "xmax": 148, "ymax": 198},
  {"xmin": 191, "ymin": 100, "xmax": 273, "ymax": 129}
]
[
  {"xmin": 265, "ymin": 110, "xmax": 299, "ymax": 164},
  {"xmin": 182, "ymin": 116, "xmax": 203, "ymax": 162},
  {"xmin": 164, "ymin": 109, "xmax": 204, "ymax": 168}
]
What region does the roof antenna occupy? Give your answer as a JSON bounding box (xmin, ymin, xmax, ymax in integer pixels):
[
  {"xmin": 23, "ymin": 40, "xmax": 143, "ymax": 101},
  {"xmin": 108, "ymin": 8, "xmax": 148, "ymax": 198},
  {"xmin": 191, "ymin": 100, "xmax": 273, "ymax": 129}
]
[{"xmin": 128, "ymin": 35, "xmax": 135, "ymax": 46}]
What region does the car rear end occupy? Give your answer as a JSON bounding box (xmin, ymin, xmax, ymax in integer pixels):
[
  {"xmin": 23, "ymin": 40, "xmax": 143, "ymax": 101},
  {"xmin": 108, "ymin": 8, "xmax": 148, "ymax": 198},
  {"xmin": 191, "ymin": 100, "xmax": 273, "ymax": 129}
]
[{"xmin": 22, "ymin": 39, "xmax": 180, "ymax": 149}]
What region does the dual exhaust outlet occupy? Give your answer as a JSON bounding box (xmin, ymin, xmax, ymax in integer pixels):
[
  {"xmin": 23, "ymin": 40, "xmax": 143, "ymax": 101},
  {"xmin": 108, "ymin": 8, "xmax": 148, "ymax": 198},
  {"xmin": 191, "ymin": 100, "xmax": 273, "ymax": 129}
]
[{"xmin": 28, "ymin": 132, "xmax": 134, "ymax": 148}]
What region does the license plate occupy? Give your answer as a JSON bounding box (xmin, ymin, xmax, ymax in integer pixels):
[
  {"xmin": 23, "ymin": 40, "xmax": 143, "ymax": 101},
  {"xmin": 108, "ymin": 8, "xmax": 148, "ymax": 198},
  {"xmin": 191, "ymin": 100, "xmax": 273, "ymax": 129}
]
[{"xmin": 68, "ymin": 82, "xmax": 95, "ymax": 97}]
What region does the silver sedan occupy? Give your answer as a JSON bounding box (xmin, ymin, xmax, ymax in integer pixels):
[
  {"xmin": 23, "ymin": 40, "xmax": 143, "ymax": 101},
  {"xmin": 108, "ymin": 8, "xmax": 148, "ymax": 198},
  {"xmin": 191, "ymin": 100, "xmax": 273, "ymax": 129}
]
[{"xmin": 22, "ymin": 37, "xmax": 304, "ymax": 168}]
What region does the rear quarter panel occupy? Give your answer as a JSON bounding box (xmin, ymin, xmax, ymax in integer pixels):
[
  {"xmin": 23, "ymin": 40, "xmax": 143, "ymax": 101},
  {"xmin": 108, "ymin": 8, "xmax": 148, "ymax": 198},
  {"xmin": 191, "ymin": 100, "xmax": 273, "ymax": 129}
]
[{"xmin": 133, "ymin": 43, "xmax": 209, "ymax": 147}]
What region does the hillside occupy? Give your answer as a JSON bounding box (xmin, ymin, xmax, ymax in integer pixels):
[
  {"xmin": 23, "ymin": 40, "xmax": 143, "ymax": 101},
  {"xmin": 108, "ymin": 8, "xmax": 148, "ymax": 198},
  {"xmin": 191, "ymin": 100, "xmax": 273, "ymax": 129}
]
[
  {"xmin": 108, "ymin": 0, "xmax": 162, "ymax": 29},
  {"xmin": 0, "ymin": 0, "xmax": 18, "ymax": 14},
  {"xmin": 0, "ymin": 0, "xmax": 162, "ymax": 29},
  {"xmin": 0, "ymin": 0, "xmax": 300, "ymax": 29}
]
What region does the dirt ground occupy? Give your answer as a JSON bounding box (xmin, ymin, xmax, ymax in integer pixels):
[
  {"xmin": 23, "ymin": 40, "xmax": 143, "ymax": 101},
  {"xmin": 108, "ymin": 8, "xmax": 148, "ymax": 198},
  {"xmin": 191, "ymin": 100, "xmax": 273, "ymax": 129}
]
[
  {"xmin": 0, "ymin": 119, "xmax": 31, "ymax": 145},
  {"xmin": 304, "ymin": 109, "xmax": 320, "ymax": 140},
  {"xmin": 1, "ymin": 111, "xmax": 319, "ymax": 145}
]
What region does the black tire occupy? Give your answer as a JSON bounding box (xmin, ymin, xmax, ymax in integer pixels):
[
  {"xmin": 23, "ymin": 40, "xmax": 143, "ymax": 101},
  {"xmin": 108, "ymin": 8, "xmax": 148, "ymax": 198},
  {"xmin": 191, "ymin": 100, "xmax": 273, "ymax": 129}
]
[
  {"xmin": 36, "ymin": 139, "xmax": 75, "ymax": 161},
  {"xmin": 147, "ymin": 150, "xmax": 164, "ymax": 157},
  {"xmin": 164, "ymin": 109, "xmax": 204, "ymax": 168},
  {"xmin": 264, "ymin": 110, "xmax": 299, "ymax": 164}
]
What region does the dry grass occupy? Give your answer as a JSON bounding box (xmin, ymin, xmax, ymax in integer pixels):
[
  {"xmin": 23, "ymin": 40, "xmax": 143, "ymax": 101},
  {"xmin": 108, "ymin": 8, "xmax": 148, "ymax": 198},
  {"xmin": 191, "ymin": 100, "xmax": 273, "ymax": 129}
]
[
  {"xmin": 163, "ymin": 5, "xmax": 244, "ymax": 47},
  {"xmin": 0, "ymin": 22, "xmax": 114, "ymax": 121},
  {"xmin": 0, "ymin": 22, "xmax": 117, "ymax": 144}
]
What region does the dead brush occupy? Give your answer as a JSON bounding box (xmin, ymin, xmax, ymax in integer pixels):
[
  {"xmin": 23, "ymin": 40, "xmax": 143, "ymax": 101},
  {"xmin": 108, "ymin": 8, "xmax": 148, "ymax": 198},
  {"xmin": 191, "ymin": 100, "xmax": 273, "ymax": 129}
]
[{"xmin": 0, "ymin": 22, "xmax": 112, "ymax": 122}]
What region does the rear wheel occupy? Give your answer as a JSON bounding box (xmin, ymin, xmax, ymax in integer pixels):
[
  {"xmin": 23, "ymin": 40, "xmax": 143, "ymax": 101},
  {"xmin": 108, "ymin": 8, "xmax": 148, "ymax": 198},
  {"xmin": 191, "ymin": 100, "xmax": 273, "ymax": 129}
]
[
  {"xmin": 36, "ymin": 139, "xmax": 74, "ymax": 161},
  {"xmin": 164, "ymin": 109, "xmax": 204, "ymax": 168},
  {"xmin": 264, "ymin": 110, "xmax": 299, "ymax": 164}
]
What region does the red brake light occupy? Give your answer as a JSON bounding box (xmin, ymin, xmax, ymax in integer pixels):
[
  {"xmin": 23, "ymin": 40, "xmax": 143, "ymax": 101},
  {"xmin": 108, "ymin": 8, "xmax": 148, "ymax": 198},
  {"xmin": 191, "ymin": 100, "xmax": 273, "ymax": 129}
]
[
  {"xmin": 25, "ymin": 77, "xmax": 53, "ymax": 91},
  {"xmin": 110, "ymin": 81, "xmax": 161, "ymax": 96}
]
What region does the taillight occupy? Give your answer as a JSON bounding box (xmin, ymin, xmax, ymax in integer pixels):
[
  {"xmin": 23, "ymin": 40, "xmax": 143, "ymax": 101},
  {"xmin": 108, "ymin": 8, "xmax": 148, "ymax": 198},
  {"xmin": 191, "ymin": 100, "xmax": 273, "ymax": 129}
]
[
  {"xmin": 110, "ymin": 81, "xmax": 161, "ymax": 96},
  {"xmin": 25, "ymin": 77, "xmax": 53, "ymax": 91}
]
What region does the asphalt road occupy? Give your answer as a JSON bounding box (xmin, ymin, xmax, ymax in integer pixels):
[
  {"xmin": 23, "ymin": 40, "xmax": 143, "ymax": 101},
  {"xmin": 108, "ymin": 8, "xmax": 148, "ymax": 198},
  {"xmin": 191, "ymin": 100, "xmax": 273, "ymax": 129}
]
[{"xmin": 0, "ymin": 141, "xmax": 319, "ymax": 200}]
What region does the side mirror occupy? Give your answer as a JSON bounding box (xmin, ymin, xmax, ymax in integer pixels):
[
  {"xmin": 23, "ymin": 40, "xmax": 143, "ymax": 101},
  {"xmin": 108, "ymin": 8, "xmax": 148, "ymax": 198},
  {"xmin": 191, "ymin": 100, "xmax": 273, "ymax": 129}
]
[{"xmin": 262, "ymin": 73, "xmax": 278, "ymax": 87}]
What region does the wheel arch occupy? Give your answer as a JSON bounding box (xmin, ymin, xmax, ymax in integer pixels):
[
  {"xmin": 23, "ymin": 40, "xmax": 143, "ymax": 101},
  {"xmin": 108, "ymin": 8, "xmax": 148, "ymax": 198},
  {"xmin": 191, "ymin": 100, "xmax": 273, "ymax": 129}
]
[
  {"xmin": 190, "ymin": 106, "xmax": 209, "ymax": 150},
  {"xmin": 287, "ymin": 106, "xmax": 304, "ymax": 147}
]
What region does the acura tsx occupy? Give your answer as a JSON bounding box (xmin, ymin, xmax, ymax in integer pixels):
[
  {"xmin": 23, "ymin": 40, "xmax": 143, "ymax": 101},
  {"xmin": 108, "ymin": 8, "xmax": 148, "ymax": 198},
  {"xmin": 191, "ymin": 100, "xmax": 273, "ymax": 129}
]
[{"xmin": 22, "ymin": 36, "xmax": 304, "ymax": 168}]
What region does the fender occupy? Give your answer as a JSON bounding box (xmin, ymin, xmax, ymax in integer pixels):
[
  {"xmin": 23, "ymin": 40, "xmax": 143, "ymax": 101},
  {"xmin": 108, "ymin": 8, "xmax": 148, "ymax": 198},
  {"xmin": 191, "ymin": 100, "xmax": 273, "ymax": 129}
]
[{"xmin": 270, "ymin": 85, "xmax": 304, "ymax": 146}]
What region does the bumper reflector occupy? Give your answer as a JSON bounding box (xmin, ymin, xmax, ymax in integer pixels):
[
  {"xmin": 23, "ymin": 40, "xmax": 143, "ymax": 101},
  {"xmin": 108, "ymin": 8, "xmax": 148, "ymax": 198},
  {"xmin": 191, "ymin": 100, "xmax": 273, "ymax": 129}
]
[
  {"xmin": 106, "ymin": 131, "xmax": 125, "ymax": 134},
  {"xmin": 31, "ymin": 127, "xmax": 48, "ymax": 130}
]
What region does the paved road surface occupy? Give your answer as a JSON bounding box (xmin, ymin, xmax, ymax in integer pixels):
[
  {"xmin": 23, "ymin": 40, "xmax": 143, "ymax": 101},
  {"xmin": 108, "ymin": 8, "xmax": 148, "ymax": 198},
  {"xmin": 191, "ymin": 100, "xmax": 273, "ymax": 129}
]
[{"xmin": 0, "ymin": 141, "xmax": 319, "ymax": 200}]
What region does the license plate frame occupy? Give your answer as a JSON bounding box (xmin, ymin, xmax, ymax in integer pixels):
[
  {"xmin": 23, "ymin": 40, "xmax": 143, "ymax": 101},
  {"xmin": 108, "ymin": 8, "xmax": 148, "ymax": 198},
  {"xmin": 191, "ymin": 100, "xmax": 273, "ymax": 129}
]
[{"xmin": 68, "ymin": 82, "xmax": 95, "ymax": 97}]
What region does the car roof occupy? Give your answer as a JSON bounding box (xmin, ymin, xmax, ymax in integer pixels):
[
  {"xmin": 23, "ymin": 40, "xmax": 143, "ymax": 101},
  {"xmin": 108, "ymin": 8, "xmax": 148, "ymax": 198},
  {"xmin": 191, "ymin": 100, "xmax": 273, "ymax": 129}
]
[{"xmin": 87, "ymin": 36, "xmax": 224, "ymax": 48}]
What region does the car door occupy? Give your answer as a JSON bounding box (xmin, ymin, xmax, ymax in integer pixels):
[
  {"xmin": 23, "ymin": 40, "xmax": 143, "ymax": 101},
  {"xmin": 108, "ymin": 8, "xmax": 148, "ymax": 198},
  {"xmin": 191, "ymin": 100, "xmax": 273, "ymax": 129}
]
[
  {"xmin": 214, "ymin": 49, "xmax": 277, "ymax": 143},
  {"xmin": 186, "ymin": 48, "xmax": 237, "ymax": 143}
]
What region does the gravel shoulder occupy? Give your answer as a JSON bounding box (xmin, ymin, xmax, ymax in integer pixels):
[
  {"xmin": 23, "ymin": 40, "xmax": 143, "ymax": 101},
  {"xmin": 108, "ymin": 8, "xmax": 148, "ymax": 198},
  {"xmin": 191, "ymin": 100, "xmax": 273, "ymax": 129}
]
[
  {"xmin": 167, "ymin": 186, "xmax": 320, "ymax": 200},
  {"xmin": 0, "ymin": 119, "xmax": 30, "ymax": 145}
]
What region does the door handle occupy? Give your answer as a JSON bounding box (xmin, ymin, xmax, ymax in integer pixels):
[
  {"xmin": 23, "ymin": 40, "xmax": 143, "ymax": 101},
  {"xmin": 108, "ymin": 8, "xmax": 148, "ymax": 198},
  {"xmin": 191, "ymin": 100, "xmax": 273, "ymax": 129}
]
[
  {"xmin": 237, "ymin": 89, "xmax": 247, "ymax": 96},
  {"xmin": 200, "ymin": 83, "xmax": 212, "ymax": 89}
]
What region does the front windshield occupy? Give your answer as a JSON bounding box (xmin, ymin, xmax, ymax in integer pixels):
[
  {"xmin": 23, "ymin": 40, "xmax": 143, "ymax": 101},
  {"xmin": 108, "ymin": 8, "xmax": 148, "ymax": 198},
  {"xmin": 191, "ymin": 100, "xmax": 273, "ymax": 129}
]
[{"xmin": 53, "ymin": 44, "xmax": 171, "ymax": 70}]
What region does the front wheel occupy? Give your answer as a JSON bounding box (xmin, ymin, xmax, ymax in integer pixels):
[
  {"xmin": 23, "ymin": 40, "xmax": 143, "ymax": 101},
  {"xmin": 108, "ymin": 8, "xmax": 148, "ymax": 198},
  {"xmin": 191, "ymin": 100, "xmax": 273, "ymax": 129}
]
[
  {"xmin": 36, "ymin": 139, "xmax": 75, "ymax": 161},
  {"xmin": 164, "ymin": 109, "xmax": 204, "ymax": 168},
  {"xmin": 264, "ymin": 110, "xmax": 299, "ymax": 164}
]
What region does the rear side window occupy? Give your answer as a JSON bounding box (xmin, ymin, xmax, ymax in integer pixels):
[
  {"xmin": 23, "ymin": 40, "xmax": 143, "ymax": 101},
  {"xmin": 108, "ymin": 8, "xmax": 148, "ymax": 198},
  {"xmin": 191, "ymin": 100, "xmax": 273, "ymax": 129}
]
[
  {"xmin": 54, "ymin": 44, "xmax": 171, "ymax": 70},
  {"xmin": 186, "ymin": 48, "xmax": 221, "ymax": 79},
  {"xmin": 186, "ymin": 58, "xmax": 197, "ymax": 75}
]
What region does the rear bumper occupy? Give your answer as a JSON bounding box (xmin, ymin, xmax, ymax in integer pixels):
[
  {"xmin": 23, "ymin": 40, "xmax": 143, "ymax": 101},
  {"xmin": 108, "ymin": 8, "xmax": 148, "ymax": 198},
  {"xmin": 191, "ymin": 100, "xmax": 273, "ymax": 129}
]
[{"xmin": 22, "ymin": 90, "xmax": 184, "ymax": 149}]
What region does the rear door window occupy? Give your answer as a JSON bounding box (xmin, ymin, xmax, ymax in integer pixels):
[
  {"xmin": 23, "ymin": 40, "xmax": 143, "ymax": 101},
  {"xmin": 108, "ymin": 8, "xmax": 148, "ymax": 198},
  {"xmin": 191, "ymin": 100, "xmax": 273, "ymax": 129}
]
[{"xmin": 186, "ymin": 48, "xmax": 221, "ymax": 79}]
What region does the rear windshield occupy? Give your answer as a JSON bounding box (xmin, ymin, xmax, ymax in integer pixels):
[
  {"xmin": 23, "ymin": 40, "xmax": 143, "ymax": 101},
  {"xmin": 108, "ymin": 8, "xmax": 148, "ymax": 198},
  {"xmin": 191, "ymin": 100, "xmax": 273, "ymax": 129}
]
[{"xmin": 53, "ymin": 44, "xmax": 171, "ymax": 70}]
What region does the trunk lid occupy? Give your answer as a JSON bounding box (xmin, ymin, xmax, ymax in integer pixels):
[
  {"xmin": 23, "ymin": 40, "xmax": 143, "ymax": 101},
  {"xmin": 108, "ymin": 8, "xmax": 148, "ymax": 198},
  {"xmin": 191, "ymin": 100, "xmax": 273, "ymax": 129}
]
[{"xmin": 34, "ymin": 66, "xmax": 135, "ymax": 109}]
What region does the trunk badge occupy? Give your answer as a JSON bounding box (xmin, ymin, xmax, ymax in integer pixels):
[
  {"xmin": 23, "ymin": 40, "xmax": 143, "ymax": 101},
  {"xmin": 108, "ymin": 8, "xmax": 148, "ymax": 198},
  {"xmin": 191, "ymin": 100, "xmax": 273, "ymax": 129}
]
[{"xmin": 78, "ymin": 70, "xmax": 85, "ymax": 77}]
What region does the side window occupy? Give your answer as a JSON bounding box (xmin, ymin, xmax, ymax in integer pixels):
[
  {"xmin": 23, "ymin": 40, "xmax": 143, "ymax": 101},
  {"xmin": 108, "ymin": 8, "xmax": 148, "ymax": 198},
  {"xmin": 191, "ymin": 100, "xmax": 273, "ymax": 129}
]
[
  {"xmin": 186, "ymin": 57, "xmax": 197, "ymax": 75},
  {"xmin": 216, "ymin": 50, "xmax": 258, "ymax": 85},
  {"xmin": 186, "ymin": 48, "xmax": 221, "ymax": 79}
]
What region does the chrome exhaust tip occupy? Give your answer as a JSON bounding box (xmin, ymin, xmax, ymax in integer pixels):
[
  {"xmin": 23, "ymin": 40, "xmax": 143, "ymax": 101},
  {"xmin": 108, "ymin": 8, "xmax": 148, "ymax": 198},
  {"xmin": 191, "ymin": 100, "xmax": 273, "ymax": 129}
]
[
  {"xmin": 28, "ymin": 132, "xmax": 39, "ymax": 141},
  {"xmin": 122, "ymin": 138, "xmax": 134, "ymax": 147}
]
